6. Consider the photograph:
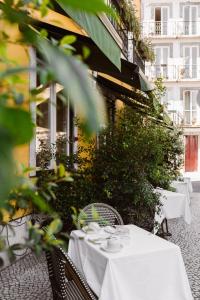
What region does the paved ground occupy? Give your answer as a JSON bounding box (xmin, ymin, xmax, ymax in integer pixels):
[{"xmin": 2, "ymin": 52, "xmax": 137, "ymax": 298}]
[
  {"xmin": 0, "ymin": 252, "xmax": 53, "ymax": 300},
  {"xmin": 168, "ymin": 191, "xmax": 200, "ymax": 300},
  {"xmin": 0, "ymin": 184, "xmax": 200, "ymax": 300}
]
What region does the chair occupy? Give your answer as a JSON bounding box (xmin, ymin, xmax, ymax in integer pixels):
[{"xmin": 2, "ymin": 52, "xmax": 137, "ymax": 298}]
[
  {"xmin": 78, "ymin": 202, "xmax": 124, "ymax": 228},
  {"xmin": 45, "ymin": 245, "xmax": 97, "ymax": 300}
]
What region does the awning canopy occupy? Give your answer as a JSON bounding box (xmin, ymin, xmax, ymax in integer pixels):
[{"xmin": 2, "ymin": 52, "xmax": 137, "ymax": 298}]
[
  {"xmin": 55, "ymin": 0, "xmax": 121, "ymax": 70},
  {"xmin": 33, "ymin": 20, "xmax": 153, "ymax": 94}
]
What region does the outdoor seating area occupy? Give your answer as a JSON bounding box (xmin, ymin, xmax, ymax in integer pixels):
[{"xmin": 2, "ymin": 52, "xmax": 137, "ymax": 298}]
[
  {"xmin": 1, "ymin": 185, "xmax": 200, "ymax": 299},
  {"xmin": 1, "ymin": 0, "xmax": 200, "ymax": 299}
]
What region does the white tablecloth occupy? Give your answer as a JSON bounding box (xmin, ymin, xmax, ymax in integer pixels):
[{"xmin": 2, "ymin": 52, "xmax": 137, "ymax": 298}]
[
  {"xmin": 183, "ymin": 177, "xmax": 193, "ymax": 193},
  {"xmin": 68, "ymin": 225, "xmax": 193, "ymax": 300},
  {"xmin": 156, "ymin": 189, "xmax": 191, "ymax": 224},
  {"xmin": 171, "ymin": 181, "xmax": 191, "ymax": 205}
]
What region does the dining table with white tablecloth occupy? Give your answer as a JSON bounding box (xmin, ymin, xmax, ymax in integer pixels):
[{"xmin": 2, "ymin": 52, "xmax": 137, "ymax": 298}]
[
  {"xmin": 171, "ymin": 181, "xmax": 191, "ymax": 204},
  {"xmin": 155, "ymin": 188, "xmax": 192, "ymax": 224},
  {"xmin": 68, "ymin": 224, "xmax": 193, "ymax": 300}
]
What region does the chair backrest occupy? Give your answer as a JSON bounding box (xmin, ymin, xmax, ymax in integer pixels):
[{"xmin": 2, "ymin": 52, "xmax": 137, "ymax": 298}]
[
  {"xmin": 78, "ymin": 202, "xmax": 124, "ymax": 228},
  {"xmin": 45, "ymin": 246, "xmax": 97, "ymax": 300}
]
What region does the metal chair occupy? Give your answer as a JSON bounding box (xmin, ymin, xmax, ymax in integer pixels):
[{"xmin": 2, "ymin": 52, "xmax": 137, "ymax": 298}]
[
  {"xmin": 78, "ymin": 202, "xmax": 124, "ymax": 228},
  {"xmin": 45, "ymin": 245, "xmax": 97, "ymax": 300}
]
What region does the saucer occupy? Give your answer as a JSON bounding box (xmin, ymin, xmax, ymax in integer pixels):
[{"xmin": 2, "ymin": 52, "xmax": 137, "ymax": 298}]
[
  {"xmin": 100, "ymin": 244, "xmax": 123, "ymax": 253},
  {"xmin": 82, "ymin": 226, "xmax": 101, "ymax": 234},
  {"xmin": 104, "ymin": 226, "xmax": 116, "ymax": 234}
]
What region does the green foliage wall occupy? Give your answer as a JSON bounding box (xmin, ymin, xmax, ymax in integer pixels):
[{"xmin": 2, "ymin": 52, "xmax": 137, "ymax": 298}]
[{"xmin": 38, "ymin": 105, "xmax": 183, "ymax": 232}]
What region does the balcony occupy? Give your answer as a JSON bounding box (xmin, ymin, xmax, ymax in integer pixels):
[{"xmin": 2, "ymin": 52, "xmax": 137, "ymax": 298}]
[
  {"xmin": 142, "ymin": 21, "xmax": 200, "ymax": 37},
  {"xmin": 145, "ymin": 65, "xmax": 200, "ymax": 81},
  {"xmin": 105, "ymin": 0, "xmax": 145, "ymax": 71},
  {"xmin": 168, "ymin": 110, "xmax": 183, "ymax": 126}
]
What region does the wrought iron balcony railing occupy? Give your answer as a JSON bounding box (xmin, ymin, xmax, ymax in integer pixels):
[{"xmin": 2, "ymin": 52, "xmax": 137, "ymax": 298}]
[
  {"xmin": 142, "ymin": 21, "xmax": 200, "ymax": 37},
  {"xmin": 168, "ymin": 110, "xmax": 183, "ymax": 126},
  {"xmin": 106, "ymin": 0, "xmax": 145, "ymax": 71},
  {"xmin": 146, "ymin": 65, "xmax": 200, "ymax": 81}
]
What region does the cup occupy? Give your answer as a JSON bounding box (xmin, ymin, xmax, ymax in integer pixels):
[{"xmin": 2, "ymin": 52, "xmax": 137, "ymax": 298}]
[
  {"xmin": 88, "ymin": 222, "xmax": 100, "ymax": 232},
  {"xmin": 107, "ymin": 236, "xmax": 121, "ymax": 250}
]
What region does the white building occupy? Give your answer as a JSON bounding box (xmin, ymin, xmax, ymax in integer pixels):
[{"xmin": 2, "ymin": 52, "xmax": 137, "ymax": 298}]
[{"xmin": 141, "ymin": 0, "xmax": 200, "ymax": 175}]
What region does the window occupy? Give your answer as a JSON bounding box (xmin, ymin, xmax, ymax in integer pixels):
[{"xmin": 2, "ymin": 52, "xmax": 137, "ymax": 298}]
[
  {"xmin": 29, "ymin": 48, "xmax": 76, "ymax": 173},
  {"xmin": 183, "ymin": 46, "xmax": 198, "ymax": 79},
  {"xmin": 154, "ymin": 46, "xmax": 169, "ymax": 78},
  {"xmin": 183, "ymin": 5, "xmax": 197, "ymax": 35},
  {"xmin": 154, "ymin": 7, "xmax": 168, "ymax": 35},
  {"xmin": 184, "ymin": 90, "xmax": 199, "ymax": 125}
]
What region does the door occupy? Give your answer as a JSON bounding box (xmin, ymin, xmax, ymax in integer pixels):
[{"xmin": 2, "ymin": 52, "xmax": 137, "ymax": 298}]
[
  {"xmin": 184, "ymin": 90, "xmax": 198, "ymax": 125},
  {"xmin": 155, "ymin": 47, "xmax": 169, "ymax": 78},
  {"xmin": 183, "ymin": 46, "xmax": 198, "ymax": 78},
  {"xmin": 154, "ymin": 7, "xmax": 169, "ymax": 35},
  {"xmin": 183, "ymin": 5, "xmax": 197, "ymax": 35},
  {"xmin": 185, "ymin": 135, "xmax": 198, "ymax": 172}
]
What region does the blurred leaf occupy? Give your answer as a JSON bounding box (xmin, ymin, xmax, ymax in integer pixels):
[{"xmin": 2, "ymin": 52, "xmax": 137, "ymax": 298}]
[
  {"xmin": 38, "ymin": 39, "xmax": 106, "ymax": 134},
  {"xmin": 47, "ymin": 218, "xmax": 62, "ymax": 236},
  {"xmin": 0, "ymin": 106, "xmax": 34, "ymax": 145},
  {"xmin": 58, "ymin": 164, "xmax": 65, "ymax": 178},
  {"xmin": 60, "ymin": 35, "xmax": 76, "ymax": 46},
  {"xmin": 82, "ymin": 46, "xmax": 90, "ymax": 60},
  {"xmin": 31, "ymin": 193, "xmax": 52, "ymax": 213}
]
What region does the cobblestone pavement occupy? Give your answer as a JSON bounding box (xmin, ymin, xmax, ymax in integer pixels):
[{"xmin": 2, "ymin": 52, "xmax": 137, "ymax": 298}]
[
  {"xmin": 168, "ymin": 192, "xmax": 200, "ymax": 300},
  {"xmin": 0, "ymin": 190, "xmax": 200, "ymax": 299},
  {"xmin": 0, "ymin": 252, "xmax": 53, "ymax": 300}
]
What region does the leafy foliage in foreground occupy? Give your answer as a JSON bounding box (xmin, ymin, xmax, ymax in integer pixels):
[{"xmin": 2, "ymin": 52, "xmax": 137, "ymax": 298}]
[{"xmin": 0, "ymin": 0, "xmax": 110, "ymax": 264}]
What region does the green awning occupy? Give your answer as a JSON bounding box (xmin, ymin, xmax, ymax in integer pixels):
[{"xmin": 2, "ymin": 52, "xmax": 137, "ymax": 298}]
[
  {"xmin": 55, "ymin": 1, "xmax": 121, "ymax": 70},
  {"xmin": 138, "ymin": 69, "xmax": 154, "ymax": 92}
]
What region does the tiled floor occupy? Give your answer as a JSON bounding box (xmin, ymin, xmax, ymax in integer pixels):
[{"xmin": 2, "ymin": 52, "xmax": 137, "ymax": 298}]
[
  {"xmin": 0, "ymin": 252, "xmax": 53, "ymax": 300},
  {"xmin": 168, "ymin": 192, "xmax": 200, "ymax": 300},
  {"xmin": 0, "ymin": 187, "xmax": 200, "ymax": 299}
]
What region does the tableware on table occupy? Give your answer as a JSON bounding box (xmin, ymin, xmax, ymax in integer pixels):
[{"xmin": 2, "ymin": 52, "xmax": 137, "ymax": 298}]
[
  {"xmin": 104, "ymin": 236, "xmax": 122, "ymax": 251},
  {"xmin": 100, "ymin": 244, "xmax": 123, "ymax": 253},
  {"xmin": 88, "ymin": 233, "xmax": 110, "ymax": 244},
  {"xmin": 82, "ymin": 222, "xmax": 101, "ymax": 234},
  {"xmin": 104, "ymin": 225, "xmax": 116, "ymax": 234}
]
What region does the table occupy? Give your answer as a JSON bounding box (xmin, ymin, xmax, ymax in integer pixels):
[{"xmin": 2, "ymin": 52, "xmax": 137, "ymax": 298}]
[
  {"xmin": 155, "ymin": 189, "xmax": 192, "ymax": 224},
  {"xmin": 183, "ymin": 177, "xmax": 193, "ymax": 193},
  {"xmin": 68, "ymin": 225, "xmax": 193, "ymax": 300},
  {"xmin": 171, "ymin": 181, "xmax": 191, "ymax": 205}
]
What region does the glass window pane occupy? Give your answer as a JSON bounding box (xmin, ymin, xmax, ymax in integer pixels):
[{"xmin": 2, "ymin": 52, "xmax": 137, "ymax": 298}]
[
  {"xmin": 36, "ymin": 99, "xmax": 51, "ymax": 167},
  {"xmin": 192, "ymin": 97, "xmax": 197, "ymax": 110},
  {"xmin": 56, "ymin": 96, "xmax": 67, "ymax": 155},
  {"xmin": 184, "ymin": 91, "xmax": 190, "ymax": 110},
  {"xmin": 192, "ymin": 111, "xmax": 197, "ymax": 124},
  {"xmin": 184, "ymin": 111, "xmax": 191, "ymax": 124}
]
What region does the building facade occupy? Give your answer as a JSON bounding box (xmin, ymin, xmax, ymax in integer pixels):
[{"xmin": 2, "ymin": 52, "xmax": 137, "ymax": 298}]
[{"xmin": 142, "ymin": 0, "xmax": 200, "ymax": 174}]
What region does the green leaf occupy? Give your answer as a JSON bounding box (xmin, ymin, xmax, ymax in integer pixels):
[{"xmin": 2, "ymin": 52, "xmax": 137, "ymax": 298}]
[
  {"xmin": 58, "ymin": 164, "xmax": 65, "ymax": 178},
  {"xmin": 38, "ymin": 39, "xmax": 106, "ymax": 134},
  {"xmin": 47, "ymin": 218, "xmax": 63, "ymax": 236},
  {"xmin": 60, "ymin": 35, "xmax": 77, "ymax": 46},
  {"xmin": 82, "ymin": 46, "xmax": 90, "ymax": 60},
  {"xmin": 0, "ymin": 106, "xmax": 34, "ymax": 145},
  {"xmin": 31, "ymin": 193, "xmax": 52, "ymax": 213}
]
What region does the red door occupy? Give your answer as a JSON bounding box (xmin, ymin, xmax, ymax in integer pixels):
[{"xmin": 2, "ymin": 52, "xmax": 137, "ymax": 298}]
[{"xmin": 185, "ymin": 135, "xmax": 198, "ymax": 171}]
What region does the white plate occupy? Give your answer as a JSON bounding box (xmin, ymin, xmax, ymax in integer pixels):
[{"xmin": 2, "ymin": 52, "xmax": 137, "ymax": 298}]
[
  {"xmin": 82, "ymin": 226, "xmax": 101, "ymax": 234},
  {"xmin": 100, "ymin": 244, "xmax": 123, "ymax": 253},
  {"xmin": 104, "ymin": 226, "xmax": 116, "ymax": 234}
]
